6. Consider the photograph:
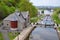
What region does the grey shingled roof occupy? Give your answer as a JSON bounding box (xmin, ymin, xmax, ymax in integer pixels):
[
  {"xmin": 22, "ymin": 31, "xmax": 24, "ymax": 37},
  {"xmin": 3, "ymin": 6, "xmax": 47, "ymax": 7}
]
[
  {"xmin": 21, "ymin": 11, "xmax": 29, "ymax": 18},
  {"xmin": 4, "ymin": 12, "xmax": 25, "ymax": 23}
]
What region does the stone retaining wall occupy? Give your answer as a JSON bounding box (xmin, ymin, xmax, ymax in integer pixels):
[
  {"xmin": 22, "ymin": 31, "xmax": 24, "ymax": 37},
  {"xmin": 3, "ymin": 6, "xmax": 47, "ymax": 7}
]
[{"xmin": 13, "ymin": 26, "xmax": 35, "ymax": 40}]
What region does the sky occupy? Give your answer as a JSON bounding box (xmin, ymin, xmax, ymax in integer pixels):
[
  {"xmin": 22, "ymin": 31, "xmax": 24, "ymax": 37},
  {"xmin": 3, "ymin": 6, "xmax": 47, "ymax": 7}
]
[{"xmin": 30, "ymin": 0, "xmax": 60, "ymax": 6}]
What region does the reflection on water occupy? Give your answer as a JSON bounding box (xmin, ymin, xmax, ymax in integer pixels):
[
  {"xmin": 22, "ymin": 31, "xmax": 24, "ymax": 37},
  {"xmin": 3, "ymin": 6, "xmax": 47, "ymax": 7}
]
[
  {"xmin": 28, "ymin": 15, "xmax": 59, "ymax": 40},
  {"xmin": 29, "ymin": 27, "xmax": 59, "ymax": 40}
]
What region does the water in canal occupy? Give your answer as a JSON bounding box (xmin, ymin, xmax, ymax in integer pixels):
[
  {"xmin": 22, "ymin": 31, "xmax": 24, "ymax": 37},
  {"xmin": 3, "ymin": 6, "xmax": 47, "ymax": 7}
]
[
  {"xmin": 29, "ymin": 27, "xmax": 59, "ymax": 40},
  {"xmin": 29, "ymin": 16, "xmax": 59, "ymax": 40}
]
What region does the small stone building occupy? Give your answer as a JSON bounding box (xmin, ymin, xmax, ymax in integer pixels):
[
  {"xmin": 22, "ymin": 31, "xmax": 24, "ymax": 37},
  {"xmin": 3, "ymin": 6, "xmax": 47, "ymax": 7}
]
[{"xmin": 3, "ymin": 11, "xmax": 30, "ymax": 31}]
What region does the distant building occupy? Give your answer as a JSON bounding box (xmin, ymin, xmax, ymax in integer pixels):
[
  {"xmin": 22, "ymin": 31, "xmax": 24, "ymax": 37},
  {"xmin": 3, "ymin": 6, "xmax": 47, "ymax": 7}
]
[
  {"xmin": 38, "ymin": 9, "xmax": 53, "ymax": 16},
  {"xmin": 38, "ymin": 10, "xmax": 44, "ymax": 17},
  {"xmin": 3, "ymin": 11, "xmax": 30, "ymax": 31}
]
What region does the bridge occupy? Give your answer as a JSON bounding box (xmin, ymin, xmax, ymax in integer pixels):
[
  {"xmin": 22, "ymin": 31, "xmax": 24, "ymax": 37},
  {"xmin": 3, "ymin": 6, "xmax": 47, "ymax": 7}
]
[{"xmin": 13, "ymin": 15, "xmax": 60, "ymax": 40}]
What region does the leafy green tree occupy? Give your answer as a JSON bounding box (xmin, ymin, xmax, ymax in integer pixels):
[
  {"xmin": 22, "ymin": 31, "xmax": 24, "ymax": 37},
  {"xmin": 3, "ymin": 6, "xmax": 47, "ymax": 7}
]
[
  {"xmin": 18, "ymin": 0, "xmax": 38, "ymax": 18},
  {"xmin": 29, "ymin": 6, "xmax": 38, "ymax": 18},
  {"xmin": 52, "ymin": 8, "xmax": 60, "ymax": 24},
  {"xmin": 0, "ymin": 1, "xmax": 15, "ymax": 19},
  {"xmin": 0, "ymin": 0, "xmax": 38, "ymax": 20}
]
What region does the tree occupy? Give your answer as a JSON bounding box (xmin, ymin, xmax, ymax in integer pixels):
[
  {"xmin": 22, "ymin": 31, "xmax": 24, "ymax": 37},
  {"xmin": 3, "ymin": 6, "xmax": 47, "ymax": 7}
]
[
  {"xmin": 0, "ymin": 1, "xmax": 15, "ymax": 19},
  {"xmin": 52, "ymin": 8, "xmax": 60, "ymax": 24},
  {"xmin": 0, "ymin": 0, "xmax": 38, "ymax": 20},
  {"xmin": 18, "ymin": 0, "xmax": 38, "ymax": 18},
  {"xmin": 29, "ymin": 6, "xmax": 38, "ymax": 18}
]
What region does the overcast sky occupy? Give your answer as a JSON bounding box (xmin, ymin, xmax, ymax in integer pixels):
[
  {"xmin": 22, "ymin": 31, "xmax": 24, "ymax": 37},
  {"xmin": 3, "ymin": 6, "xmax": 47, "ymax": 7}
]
[{"xmin": 30, "ymin": 0, "xmax": 60, "ymax": 6}]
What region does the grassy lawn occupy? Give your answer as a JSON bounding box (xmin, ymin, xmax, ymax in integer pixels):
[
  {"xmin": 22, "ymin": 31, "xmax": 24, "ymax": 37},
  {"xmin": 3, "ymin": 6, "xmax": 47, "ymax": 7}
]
[
  {"xmin": 58, "ymin": 27, "xmax": 60, "ymax": 31},
  {"xmin": 30, "ymin": 14, "xmax": 45, "ymax": 23},
  {"xmin": 0, "ymin": 20, "xmax": 2, "ymax": 23},
  {"xmin": 0, "ymin": 32, "xmax": 4, "ymax": 40},
  {"xmin": 30, "ymin": 17, "xmax": 39, "ymax": 23},
  {"xmin": 8, "ymin": 32, "xmax": 20, "ymax": 40}
]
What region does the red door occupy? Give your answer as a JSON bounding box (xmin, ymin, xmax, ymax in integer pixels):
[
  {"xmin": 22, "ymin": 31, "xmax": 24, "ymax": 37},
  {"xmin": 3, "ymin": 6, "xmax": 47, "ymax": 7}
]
[{"xmin": 10, "ymin": 21, "xmax": 18, "ymax": 28}]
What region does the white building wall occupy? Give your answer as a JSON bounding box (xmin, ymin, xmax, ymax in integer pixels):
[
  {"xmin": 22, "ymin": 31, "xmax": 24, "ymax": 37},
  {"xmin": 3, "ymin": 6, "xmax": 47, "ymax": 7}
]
[
  {"xmin": 18, "ymin": 21, "xmax": 25, "ymax": 31},
  {"xmin": 38, "ymin": 10, "xmax": 53, "ymax": 15},
  {"xmin": 3, "ymin": 20, "xmax": 10, "ymax": 28},
  {"xmin": 44, "ymin": 10, "xmax": 50, "ymax": 15},
  {"xmin": 44, "ymin": 10, "xmax": 53, "ymax": 15},
  {"xmin": 3, "ymin": 20, "xmax": 25, "ymax": 31}
]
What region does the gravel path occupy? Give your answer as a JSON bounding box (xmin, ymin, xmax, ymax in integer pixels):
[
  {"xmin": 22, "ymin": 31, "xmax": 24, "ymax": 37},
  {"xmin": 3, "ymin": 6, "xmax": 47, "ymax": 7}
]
[
  {"xmin": 1, "ymin": 30, "xmax": 10, "ymax": 40},
  {"xmin": 58, "ymin": 32, "xmax": 60, "ymax": 40},
  {"xmin": 0, "ymin": 25, "xmax": 10, "ymax": 40}
]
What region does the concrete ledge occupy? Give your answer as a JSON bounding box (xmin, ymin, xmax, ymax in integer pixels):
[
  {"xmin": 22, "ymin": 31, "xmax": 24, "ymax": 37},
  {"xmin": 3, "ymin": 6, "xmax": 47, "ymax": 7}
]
[{"xmin": 13, "ymin": 26, "xmax": 35, "ymax": 40}]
